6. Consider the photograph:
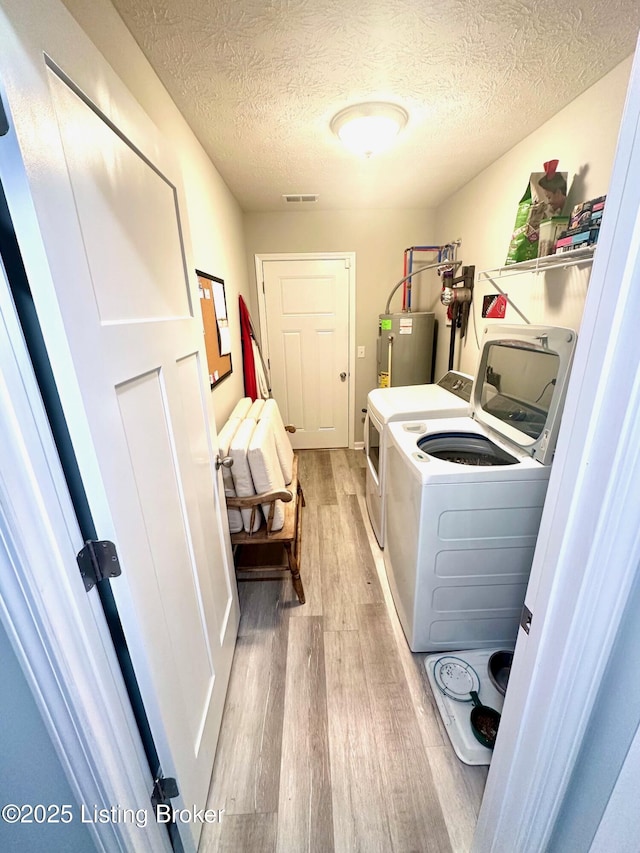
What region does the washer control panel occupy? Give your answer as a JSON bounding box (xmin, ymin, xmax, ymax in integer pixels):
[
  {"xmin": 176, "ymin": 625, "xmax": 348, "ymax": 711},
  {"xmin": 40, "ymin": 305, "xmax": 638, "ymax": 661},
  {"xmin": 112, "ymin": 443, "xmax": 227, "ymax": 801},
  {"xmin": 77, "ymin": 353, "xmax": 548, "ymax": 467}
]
[{"xmin": 437, "ymin": 371, "xmax": 473, "ymax": 401}]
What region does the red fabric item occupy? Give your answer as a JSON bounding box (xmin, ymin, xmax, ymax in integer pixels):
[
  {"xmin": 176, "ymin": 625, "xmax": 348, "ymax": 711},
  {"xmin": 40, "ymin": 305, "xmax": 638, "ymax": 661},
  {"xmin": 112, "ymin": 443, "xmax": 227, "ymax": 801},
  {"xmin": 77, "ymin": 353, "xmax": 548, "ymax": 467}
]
[{"xmin": 239, "ymin": 295, "xmax": 258, "ymax": 400}]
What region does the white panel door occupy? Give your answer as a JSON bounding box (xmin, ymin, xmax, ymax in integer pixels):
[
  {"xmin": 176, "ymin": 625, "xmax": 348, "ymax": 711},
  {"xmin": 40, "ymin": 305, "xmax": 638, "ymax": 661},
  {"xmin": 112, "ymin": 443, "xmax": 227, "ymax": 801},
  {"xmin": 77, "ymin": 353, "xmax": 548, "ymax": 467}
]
[
  {"xmin": 261, "ymin": 258, "xmax": 350, "ymax": 449},
  {"xmin": 0, "ymin": 4, "xmax": 238, "ymax": 849}
]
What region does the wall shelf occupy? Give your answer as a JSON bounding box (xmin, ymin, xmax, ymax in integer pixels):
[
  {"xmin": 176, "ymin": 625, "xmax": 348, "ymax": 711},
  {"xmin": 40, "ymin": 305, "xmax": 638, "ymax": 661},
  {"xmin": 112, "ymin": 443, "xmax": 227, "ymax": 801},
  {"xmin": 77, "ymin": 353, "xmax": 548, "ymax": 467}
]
[{"xmin": 479, "ymin": 245, "xmax": 595, "ymax": 283}]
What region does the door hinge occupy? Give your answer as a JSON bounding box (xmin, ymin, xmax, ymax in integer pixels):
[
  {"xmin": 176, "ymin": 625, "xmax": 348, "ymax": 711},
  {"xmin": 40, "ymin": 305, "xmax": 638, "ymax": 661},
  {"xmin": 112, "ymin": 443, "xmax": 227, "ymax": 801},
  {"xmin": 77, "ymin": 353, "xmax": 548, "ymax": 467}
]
[
  {"xmin": 262, "ymin": 280, "xmax": 265, "ymax": 294},
  {"xmin": 76, "ymin": 539, "xmax": 122, "ymax": 592},
  {"xmin": 344, "ymin": 258, "xmax": 351, "ymax": 269},
  {"xmin": 151, "ymin": 774, "xmax": 180, "ymax": 810},
  {"xmin": 520, "ymin": 603, "xmax": 533, "ymax": 635}
]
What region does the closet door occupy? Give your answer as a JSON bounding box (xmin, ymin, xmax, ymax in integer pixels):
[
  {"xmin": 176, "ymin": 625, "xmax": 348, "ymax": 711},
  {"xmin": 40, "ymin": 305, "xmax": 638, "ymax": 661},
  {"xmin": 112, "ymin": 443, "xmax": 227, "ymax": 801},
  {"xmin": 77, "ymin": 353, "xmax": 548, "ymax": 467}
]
[
  {"xmin": 0, "ymin": 2, "xmax": 238, "ymax": 847},
  {"xmin": 260, "ymin": 256, "xmax": 351, "ymax": 448}
]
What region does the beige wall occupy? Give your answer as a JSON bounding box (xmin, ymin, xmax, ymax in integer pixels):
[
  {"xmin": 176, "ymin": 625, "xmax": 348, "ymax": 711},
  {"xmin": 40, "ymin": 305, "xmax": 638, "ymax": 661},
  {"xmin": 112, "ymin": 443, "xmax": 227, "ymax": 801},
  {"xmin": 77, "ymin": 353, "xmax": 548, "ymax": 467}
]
[
  {"xmin": 244, "ymin": 208, "xmax": 437, "ymax": 443},
  {"xmin": 432, "ymin": 56, "xmax": 633, "ymax": 381},
  {"xmin": 61, "ymin": 0, "xmax": 253, "ymax": 428}
]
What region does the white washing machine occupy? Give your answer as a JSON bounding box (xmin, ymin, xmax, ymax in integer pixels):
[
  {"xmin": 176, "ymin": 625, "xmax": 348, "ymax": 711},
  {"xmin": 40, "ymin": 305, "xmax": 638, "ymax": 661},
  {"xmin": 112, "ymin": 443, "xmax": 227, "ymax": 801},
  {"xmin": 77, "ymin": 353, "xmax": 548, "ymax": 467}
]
[
  {"xmin": 383, "ymin": 324, "xmax": 577, "ymax": 652},
  {"xmin": 364, "ymin": 371, "xmax": 472, "ymax": 547}
]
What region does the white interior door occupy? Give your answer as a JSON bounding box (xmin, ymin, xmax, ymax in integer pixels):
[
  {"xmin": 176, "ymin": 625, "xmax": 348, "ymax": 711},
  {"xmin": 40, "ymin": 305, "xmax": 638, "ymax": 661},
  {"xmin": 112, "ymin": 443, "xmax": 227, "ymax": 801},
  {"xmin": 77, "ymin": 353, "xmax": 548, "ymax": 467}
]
[
  {"xmin": 0, "ymin": 4, "xmax": 238, "ymax": 849},
  {"xmin": 475, "ymin": 38, "xmax": 640, "ymax": 851},
  {"xmin": 259, "ymin": 256, "xmax": 351, "ymax": 449}
]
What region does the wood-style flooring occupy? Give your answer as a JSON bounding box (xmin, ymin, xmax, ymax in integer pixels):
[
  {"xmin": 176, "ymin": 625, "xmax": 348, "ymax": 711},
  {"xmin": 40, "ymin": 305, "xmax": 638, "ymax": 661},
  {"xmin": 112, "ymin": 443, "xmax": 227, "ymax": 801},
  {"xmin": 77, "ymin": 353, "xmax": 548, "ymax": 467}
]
[{"xmin": 200, "ymin": 449, "xmax": 487, "ymax": 853}]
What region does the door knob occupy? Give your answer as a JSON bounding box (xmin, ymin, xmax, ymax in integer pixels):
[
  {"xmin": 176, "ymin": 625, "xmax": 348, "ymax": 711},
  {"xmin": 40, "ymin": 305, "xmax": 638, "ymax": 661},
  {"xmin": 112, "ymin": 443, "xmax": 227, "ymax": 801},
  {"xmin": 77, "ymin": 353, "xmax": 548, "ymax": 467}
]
[
  {"xmin": 340, "ymin": 372, "xmax": 347, "ymax": 381},
  {"xmin": 215, "ymin": 455, "xmax": 234, "ymax": 470}
]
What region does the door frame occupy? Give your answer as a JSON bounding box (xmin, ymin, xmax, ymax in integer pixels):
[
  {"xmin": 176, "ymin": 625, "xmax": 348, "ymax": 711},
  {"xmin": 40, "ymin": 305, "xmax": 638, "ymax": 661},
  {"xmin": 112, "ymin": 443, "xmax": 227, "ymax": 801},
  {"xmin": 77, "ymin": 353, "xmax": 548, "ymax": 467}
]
[
  {"xmin": 254, "ymin": 252, "xmax": 356, "ymax": 449},
  {"xmin": 474, "ymin": 37, "xmax": 640, "ymax": 851}
]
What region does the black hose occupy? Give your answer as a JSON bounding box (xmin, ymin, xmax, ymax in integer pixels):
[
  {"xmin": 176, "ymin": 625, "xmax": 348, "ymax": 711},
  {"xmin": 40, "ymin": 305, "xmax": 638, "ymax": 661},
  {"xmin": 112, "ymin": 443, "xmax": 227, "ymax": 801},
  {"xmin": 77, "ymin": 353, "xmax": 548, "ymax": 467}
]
[{"xmin": 448, "ymin": 303, "xmax": 458, "ymax": 370}]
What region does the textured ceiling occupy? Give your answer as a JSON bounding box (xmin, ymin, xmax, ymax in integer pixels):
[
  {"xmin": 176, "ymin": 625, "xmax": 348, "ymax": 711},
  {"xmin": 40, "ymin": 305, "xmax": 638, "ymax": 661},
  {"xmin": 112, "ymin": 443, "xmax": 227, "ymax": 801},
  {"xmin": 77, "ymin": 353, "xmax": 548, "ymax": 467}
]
[{"xmin": 109, "ymin": 0, "xmax": 640, "ymax": 211}]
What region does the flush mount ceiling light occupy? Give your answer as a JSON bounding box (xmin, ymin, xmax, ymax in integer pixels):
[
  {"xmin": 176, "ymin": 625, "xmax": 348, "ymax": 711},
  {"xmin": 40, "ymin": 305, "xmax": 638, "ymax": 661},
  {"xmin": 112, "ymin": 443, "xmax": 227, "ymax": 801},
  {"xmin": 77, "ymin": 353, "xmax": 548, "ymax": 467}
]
[{"xmin": 330, "ymin": 102, "xmax": 409, "ymax": 157}]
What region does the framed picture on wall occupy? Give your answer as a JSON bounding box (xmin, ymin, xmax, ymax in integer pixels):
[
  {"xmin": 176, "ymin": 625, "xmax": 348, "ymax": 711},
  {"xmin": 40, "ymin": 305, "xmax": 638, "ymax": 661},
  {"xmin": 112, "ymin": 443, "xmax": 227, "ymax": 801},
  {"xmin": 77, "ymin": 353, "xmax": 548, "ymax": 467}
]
[{"xmin": 197, "ymin": 269, "xmax": 232, "ymax": 388}]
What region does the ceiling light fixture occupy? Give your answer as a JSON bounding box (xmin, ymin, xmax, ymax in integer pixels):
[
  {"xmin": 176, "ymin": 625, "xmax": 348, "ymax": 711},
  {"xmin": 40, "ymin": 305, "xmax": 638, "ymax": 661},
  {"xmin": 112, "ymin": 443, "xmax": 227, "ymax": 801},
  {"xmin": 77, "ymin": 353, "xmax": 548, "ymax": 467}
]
[{"xmin": 330, "ymin": 102, "xmax": 409, "ymax": 157}]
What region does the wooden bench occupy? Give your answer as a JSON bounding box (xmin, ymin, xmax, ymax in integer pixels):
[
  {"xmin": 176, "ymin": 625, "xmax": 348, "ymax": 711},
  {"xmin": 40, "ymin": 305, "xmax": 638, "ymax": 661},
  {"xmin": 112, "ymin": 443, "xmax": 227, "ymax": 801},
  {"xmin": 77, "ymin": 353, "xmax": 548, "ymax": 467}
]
[{"xmin": 226, "ymin": 453, "xmax": 305, "ymax": 604}]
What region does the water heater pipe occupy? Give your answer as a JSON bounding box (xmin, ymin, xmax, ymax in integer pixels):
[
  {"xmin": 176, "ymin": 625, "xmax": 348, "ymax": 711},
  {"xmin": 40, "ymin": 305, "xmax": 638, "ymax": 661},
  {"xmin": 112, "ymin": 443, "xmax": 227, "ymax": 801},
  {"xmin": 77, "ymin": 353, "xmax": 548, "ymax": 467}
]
[
  {"xmin": 402, "ymin": 245, "xmax": 441, "ymax": 310},
  {"xmin": 385, "ymin": 259, "xmax": 462, "ymax": 315},
  {"xmin": 402, "ymin": 251, "xmax": 408, "ymax": 311}
]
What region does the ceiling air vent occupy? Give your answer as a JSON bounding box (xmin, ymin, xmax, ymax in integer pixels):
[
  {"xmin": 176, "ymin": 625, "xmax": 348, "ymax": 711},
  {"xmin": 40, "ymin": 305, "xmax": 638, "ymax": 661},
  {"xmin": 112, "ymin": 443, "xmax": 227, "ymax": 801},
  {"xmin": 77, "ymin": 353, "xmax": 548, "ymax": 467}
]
[{"xmin": 282, "ymin": 194, "xmax": 319, "ymax": 203}]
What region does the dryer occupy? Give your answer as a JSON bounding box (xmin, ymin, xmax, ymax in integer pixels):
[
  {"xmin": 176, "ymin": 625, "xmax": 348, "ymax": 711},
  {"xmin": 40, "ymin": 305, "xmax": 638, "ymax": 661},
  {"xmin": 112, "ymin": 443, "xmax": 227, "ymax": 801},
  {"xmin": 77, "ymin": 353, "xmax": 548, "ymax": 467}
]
[
  {"xmin": 365, "ymin": 371, "xmax": 472, "ymax": 547},
  {"xmin": 383, "ymin": 324, "xmax": 577, "ymax": 652}
]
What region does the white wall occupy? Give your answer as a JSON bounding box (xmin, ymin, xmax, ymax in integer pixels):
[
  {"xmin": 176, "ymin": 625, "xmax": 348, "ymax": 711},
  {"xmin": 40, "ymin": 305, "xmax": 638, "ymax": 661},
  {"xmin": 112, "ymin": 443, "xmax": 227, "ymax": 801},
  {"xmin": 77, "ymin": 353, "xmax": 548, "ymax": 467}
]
[
  {"xmin": 61, "ymin": 0, "xmax": 253, "ymax": 428},
  {"xmin": 431, "ymin": 57, "xmax": 633, "ymax": 381},
  {"xmin": 244, "ymin": 208, "xmax": 437, "ymax": 443}
]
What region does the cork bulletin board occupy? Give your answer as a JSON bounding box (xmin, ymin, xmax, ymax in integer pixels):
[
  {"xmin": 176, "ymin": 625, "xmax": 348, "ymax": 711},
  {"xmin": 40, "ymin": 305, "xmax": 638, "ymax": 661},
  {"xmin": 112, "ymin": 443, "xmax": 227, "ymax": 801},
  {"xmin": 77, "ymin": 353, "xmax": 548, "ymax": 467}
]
[{"xmin": 197, "ymin": 270, "xmax": 232, "ymax": 388}]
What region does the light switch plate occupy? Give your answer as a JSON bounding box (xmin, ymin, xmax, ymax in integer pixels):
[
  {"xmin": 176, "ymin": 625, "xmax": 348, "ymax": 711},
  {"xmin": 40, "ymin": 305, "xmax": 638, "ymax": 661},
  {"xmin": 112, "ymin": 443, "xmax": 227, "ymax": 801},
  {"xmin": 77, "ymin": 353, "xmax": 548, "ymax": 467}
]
[{"xmin": 357, "ymin": 346, "xmax": 365, "ymax": 358}]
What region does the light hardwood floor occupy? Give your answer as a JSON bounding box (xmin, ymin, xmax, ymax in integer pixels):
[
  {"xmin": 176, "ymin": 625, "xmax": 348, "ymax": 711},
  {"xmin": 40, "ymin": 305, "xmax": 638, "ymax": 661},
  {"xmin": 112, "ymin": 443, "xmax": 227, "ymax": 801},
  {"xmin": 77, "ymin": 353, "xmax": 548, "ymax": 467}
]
[{"xmin": 200, "ymin": 449, "xmax": 487, "ymax": 853}]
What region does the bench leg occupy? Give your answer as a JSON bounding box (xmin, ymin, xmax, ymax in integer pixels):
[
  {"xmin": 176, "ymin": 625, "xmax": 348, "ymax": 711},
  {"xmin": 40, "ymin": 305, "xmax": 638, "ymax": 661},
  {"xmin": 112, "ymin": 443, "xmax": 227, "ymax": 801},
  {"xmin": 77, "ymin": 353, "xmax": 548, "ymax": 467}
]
[{"xmin": 284, "ymin": 542, "xmax": 305, "ymax": 604}]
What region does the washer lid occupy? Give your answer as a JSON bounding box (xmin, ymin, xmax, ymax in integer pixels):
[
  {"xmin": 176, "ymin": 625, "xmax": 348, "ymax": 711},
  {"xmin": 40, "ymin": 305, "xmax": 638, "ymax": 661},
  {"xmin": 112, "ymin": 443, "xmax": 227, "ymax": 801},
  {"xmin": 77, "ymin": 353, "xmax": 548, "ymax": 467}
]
[
  {"xmin": 471, "ymin": 324, "xmax": 577, "ymax": 465},
  {"xmin": 367, "ymin": 382, "xmax": 468, "ymax": 423}
]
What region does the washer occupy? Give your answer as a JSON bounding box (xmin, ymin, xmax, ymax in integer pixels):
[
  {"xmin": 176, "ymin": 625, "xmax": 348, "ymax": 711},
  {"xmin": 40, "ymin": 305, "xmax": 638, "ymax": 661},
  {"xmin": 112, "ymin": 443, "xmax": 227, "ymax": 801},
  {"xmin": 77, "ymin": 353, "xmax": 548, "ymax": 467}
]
[
  {"xmin": 383, "ymin": 324, "xmax": 577, "ymax": 652},
  {"xmin": 364, "ymin": 371, "xmax": 472, "ymax": 547}
]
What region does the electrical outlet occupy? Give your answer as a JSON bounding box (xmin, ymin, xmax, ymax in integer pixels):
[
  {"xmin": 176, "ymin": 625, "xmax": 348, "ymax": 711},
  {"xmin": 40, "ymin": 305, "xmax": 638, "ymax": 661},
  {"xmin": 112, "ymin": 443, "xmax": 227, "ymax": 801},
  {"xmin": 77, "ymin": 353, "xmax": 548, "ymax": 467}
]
[{"xmin": 357, "ymin": 346, "xmax": 365, "ymax": 358}]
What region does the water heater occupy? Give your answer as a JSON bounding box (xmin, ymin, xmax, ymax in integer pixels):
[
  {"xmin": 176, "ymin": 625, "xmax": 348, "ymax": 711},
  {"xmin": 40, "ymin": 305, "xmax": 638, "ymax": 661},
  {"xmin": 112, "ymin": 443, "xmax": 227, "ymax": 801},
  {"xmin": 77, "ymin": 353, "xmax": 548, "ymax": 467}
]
[{"xmin": 377, "ymin": 311, "xmax": 435, "ymax": 387}]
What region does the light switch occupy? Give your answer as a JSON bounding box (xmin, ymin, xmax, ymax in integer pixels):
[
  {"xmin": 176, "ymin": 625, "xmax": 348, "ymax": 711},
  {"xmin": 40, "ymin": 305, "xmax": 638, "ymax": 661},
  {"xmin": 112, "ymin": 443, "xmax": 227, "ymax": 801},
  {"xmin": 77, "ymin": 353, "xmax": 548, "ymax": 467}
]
[{"xmin": 357, "ymin": 346, "xmax": 365, "ymax": 358}]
